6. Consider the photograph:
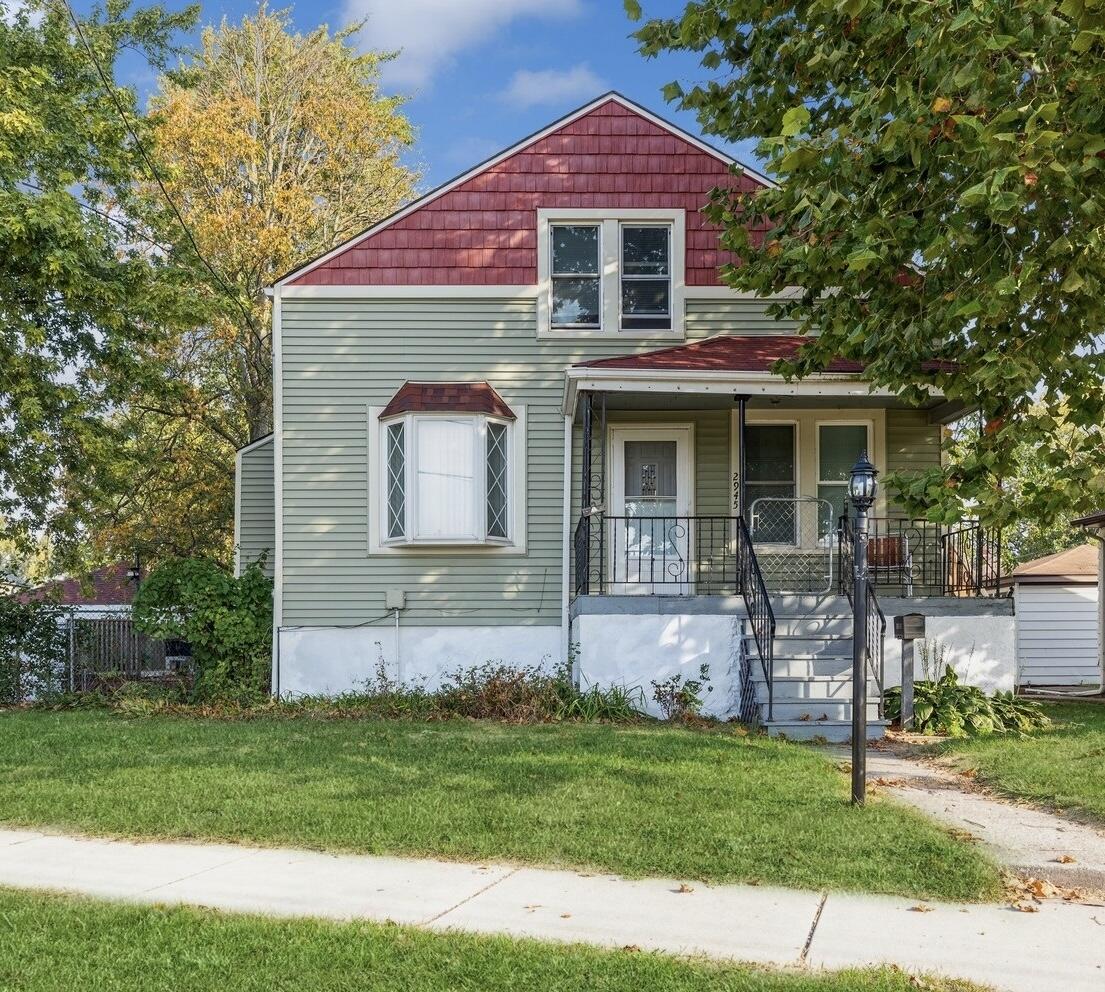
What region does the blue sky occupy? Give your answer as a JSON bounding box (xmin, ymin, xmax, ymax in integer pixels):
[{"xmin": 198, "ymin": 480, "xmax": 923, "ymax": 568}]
[{"xmin": 91, "ymin": 0, "xmax": 763, "ymax": 191}]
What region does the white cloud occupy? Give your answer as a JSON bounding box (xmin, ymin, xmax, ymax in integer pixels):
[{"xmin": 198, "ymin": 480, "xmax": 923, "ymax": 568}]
[
  {"xmin": 343, "ymin": 0, "xmax": 583, "ymax": 89},
  {"xmin": 500, "ymin": 64, "xmax": 607, "ymax": 109},
  {"xmin": 2, "ymin": 1, "xmax": 44, "ymax": 27}
]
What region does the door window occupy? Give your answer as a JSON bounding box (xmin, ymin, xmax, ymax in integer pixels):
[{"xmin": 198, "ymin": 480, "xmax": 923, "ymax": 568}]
[
  {"xmin": 818, "ymin": 424, "xmax": 869, "ymax": 536},
  {"xmin": 745, "ymin": 424, "xmax": 796, "ymax": 543}
]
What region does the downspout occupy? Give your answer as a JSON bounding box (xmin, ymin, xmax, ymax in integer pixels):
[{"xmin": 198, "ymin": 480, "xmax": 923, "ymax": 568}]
[{"xmin": 560, "ymin": 412, "xmax": 573, "ymax": 677}]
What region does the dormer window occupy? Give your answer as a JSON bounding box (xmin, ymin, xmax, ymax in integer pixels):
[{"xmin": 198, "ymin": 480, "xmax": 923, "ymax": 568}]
[{"xmin": 538, "ymin": 209, "xmax": 685, "ymax": 337}]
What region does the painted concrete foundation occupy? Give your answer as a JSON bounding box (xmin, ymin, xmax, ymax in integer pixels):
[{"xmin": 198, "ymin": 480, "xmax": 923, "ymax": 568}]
[
  {"xmin": 277, "ymin": 624, "xmax": 561, "ymax": 698},
  {"xmin": 573, "ymin": 612, "xmax": 746, "ymax": 719}
]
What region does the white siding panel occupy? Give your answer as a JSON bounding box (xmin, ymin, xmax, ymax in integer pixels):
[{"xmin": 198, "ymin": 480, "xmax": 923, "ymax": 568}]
[{"xmin": 1016, "ymin": 582, "xmax": 1100, "ymax": 685}]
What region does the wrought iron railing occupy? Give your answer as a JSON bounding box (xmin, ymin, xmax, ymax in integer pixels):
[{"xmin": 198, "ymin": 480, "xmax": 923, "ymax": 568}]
[
  {"xmin": 836, "ymin": 514, "xmax": 1005, "ymax": 597},
  {"xmin": 839, "ymin": 514, "xmax": 887, "ymax": 718},
  {"xmin": 735, "ymin": 515, "xmax": 776, "ymax": 722}
]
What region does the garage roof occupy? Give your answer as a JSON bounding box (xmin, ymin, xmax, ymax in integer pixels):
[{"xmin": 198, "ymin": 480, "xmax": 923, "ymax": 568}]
[{"xmin": 1012, "ymin": 544, "xmax": 1099, "ymax": 584}]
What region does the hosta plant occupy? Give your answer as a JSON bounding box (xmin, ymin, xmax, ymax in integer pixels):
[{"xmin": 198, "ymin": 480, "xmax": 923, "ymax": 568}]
[{"xmin": 885, "ymin": 666, "xmax": 1050, "ymax": 738}]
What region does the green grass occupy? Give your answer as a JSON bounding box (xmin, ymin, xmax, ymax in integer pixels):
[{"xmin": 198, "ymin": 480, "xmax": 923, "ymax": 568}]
[
  {"xmin": 0, "ymin": 887, "xmax": 985, "ymax": 992},
  {"xmin": 939, "ymin": 701, "xmax": 1105, "ymax": 821},
  {"xmin": 0, "ymin": 709, "xmax": 1001, "ymax": 900}
]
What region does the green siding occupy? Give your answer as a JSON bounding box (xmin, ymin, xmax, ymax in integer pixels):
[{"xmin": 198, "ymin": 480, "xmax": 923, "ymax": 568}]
[
  {"xmin": 236, "ymin": 437, "xmax": 275, "ymax": 576},
  {"xmin": 885, "ymin": 409, "xmax": 942, "ymax": 514},
  {"xmin": 685, "ymin": 299, "xmax": 802, "ymax": 338},
  {"xmin": 278, "ymin": 297, "xmax": 936, "ymax": 627}
]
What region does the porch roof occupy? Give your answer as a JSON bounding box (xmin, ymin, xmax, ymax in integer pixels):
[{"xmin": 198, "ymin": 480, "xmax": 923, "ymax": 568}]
[
  {"xmin": 564, "ymin": 334, "xmax": 962, "ymax": 421},
  {"xmin": 572, "ymin": 335, "xmax": 952, "ymax": 375}
]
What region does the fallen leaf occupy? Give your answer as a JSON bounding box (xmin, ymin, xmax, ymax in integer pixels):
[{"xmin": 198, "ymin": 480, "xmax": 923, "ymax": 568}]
[
  {"xmin": 1012, "ymin": 902, "xmax": 1040, "ymax": 913},
  {"xmin": 622, "ymin": 944, "xmax": 641, "ymax": 953},
  {"xmin": 959, "ymin": 768, "xmax": 977, "ymax": 779},
  {"xmin": 875, "ymin": 777, "xmax": 907, "ymax": 787},
  {"xmin": 1054, "ymin": 855, "xmax": 1076, "ymax": 864},
  {"xmin": 932, "ymin": 97, "xmax": 953, "ymax": 113},
  {"xmin": 523, "ymin": 904, "xmax": 542, "ymax": 913},
  {"xmin": 675, "ymin": 883, "xmax": 694, "ymax": 894},
  {"xmin": 560, "ymin": 913, "xmax": 572, "ymax": 919},
  {"xmin": 908, "ymin": 904, "xmax": 934, "ymax": 913}
]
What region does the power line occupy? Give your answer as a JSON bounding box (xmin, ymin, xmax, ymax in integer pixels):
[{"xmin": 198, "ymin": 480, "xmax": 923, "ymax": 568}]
[{"xmin": 60, "ymin": 0, "xmax": 268, "ymax": 348}]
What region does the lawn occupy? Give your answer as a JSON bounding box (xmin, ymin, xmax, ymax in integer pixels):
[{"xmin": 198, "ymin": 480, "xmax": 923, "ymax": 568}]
[
  {"xmin": 0, "ymin": 709, "xmax": 1001, "ymax": 901},
  {"xmin": 939, "ymin": 701, "xmax": 1105, "ymax": 821},
  {"xmin": 0, "ymin": 887, "xmax": 983, "ymax": 992}
]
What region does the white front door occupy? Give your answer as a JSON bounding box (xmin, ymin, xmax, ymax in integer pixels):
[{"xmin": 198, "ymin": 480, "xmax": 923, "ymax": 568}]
[{"xmin": 610, "ymin": 427, "xmax": 693, "ymax": 593}]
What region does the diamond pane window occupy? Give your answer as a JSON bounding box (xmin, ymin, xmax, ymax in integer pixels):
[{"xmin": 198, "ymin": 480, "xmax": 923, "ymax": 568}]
[
  {"xmin": 386, "ymin": 422, "xmax": 405, "ymax": 539},
  {"xmin": 486, "ymin": 422, "xmax": 509, "ymax": 540}
]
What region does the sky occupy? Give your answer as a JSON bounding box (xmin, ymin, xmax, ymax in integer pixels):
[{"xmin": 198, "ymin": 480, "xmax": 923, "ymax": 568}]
[{"xmin": 80, "ymin": 0, "xmax": 763, "ymax": 191}]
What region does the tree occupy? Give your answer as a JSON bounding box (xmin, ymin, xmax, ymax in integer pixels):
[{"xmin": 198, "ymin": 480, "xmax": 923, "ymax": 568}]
[
  {"xmin": 146, "ymin": 4, "xmax": 419, "ymax": 441},
  {"xmin": 630, "ymin": 0, "xmax": 1105, "ymax": 526},
  {"xmin": 0, "ymin": 0, "xmax": 198, "ymax": 549}
]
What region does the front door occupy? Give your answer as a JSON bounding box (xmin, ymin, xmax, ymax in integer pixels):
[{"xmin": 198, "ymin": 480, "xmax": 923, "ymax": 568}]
[{"xmin": 610, "ymin": 427, "xmax": 693, "ymax": 593}]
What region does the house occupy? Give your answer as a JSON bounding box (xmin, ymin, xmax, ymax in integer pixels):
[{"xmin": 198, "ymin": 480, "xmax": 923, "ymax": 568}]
[
  {"xmin": 1013, "ymin": 544, "xmax": 1101, "ymax": 689},
  {"xmin": 235, "ymin": 92, "xmax": 1015, "ymax": 739},
  {"xmin": 19, "ymin": 562, "xmax": 137, "ymax": 617}
]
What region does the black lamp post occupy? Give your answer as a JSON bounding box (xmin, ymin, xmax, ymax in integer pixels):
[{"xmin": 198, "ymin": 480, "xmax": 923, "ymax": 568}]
[{"xmin": 848, "ymin": 452, "xmax": 878, "ymax": 806}]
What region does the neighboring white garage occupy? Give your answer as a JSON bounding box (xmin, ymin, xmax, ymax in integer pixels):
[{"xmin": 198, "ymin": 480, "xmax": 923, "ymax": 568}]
[{"xmin": 1014, "ymin": 544, "xmax": 1101, "ymax": 688}]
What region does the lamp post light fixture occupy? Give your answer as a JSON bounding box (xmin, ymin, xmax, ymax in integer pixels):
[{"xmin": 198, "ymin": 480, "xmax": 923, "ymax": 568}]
[{"xmin": 848, "ymin": 452, "xmax": 878, "ymax": 806}]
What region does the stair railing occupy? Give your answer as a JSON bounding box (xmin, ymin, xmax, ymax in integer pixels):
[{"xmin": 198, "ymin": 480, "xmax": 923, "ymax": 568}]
[{"xmin": 735, "ymin": 515, "xmax": 776, "ymax": 723}]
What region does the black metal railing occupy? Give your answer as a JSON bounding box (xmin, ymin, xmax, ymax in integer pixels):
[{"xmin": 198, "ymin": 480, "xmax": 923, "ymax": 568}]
[
  {"xmin": 735, "ymin": 515, "xmax": 776, "ymax": 722},
  {"xmin": 839, "ymin": 514, "xmax": 887, "ymax": 718},
  {"xmin": 836, "ymin": 514, "xmax": 1005, "ymax": 598},
  {"xmin": 572, "ymin": 513, "xmax": 775, "ymax": 721}
]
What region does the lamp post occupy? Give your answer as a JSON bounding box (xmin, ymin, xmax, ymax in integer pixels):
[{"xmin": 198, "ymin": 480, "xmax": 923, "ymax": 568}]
[{"xmin": 848, "ymin": 452, "xmax": 878, "ymax": 806}]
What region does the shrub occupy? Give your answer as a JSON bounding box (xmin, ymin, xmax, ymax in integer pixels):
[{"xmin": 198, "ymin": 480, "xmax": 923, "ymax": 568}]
[
  {"xmin": 650, "ymin": 664, "xmax": 712, "ymax": 721},
  {"xmin": 0, "ymin": 595, "xmax": 68, "ymax": 704},
  {"xmin": 132, "ymin": 557, "xmax": 272, "ymax": 703},
  {"xmin": 885, "ymin": 666, "xmax": 1051, "ymax": 737}
]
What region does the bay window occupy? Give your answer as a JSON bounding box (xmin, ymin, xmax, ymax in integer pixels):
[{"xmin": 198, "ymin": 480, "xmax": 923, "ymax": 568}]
[{"xmin": 380, "ymin": 413, "xmax": 515, "ymax": 546}]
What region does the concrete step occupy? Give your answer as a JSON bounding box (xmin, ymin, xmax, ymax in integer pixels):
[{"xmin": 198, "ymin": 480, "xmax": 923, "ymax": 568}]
[
  {"xmin": 770, "ymin": 619, "xmax": 853, "ymax": 639},
  {"xmin": 768, "ymin": 676, "xmax": 865, "ymax": 701},
  {"xmin": 751, "ymin": 656, "xmax": 856, "ymax": 679},
  {"xmin": 772, "ymin": 635, "xmax": 853, "ymax": 658},
  {"xmin": 764, "ymin": 719, "xmax": 889, "ymax": 743},
  {"xmin": 760, "ymin": 699, "xmax": 882, "ymax": 723}
]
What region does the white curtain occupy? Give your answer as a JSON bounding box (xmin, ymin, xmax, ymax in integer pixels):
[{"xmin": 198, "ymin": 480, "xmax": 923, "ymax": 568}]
[{"xmin": 415, "ymin": 418, "xmax": 476, "ymax": 539}]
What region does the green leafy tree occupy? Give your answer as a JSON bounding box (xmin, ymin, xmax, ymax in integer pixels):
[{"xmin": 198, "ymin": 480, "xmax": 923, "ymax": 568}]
[
  {"xmin": 630, "ymin": 0, "xmax": 1105, "ymax": 526},
  {"xmin": 132, "ymin": 556, "xmax": 272, "ymax": 702},
  {"xmin": 0, "ymin": 0, "xmax": 198, "ymax": 551}
]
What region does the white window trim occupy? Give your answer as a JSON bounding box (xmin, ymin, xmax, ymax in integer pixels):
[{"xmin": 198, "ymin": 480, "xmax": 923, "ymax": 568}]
[
  {"xmin": 549, "ymin": 222, "xmax": 603, "ymax": 331},
  {"xmin": 537, "ymin": 208, "xmax": 686, "ymax": 339},
  {"xmin": 730, "ymin": 409, "xmax": 887, "ymax": 545},
  {"xmin": 368, "ymin": 405, "xmax": 528, "ymax": 556},
  {"xmin": 741, "ymin": 419, "xmax": 800, "ymax": 550}
]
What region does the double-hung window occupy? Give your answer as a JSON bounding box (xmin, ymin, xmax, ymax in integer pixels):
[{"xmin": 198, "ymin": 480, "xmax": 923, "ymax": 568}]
[
  {"xmin": 540, "ymin": 210, "xmax": 684, "ymax": 336},
  {"xmin": 550, "ymin": 224, "xmax": 601, "ymax": 329},
  {"xmin": 381, "ymin": 413, "xmax": 515, "ymax": 546},
  {"xmin": 744, "ymin": 424, "xmax": 797, "ymax": 544},
  {"xmin": 817, "ymin": 424, "xmax": 870, "ymax": 538},
  {"xmin": 620, "ymin": 224, "xmax": 671, "ymax": 330}
]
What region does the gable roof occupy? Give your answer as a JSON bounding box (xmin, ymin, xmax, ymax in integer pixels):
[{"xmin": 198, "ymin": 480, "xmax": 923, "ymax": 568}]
[
  {"xmin": 573, "ymin": 335, "xmax": 955, "ymax": 375},
  {"xmin": 18, "ymin": 563, "xmax": 137, "ymax": 606},
  {"xmin": 273, "ymin": 92, "xmax": 774, "ymax": 289},
  {"xmin": 379, "ymin": 382, "xmax": 516, "ymax": 420},
  {"xmin": 1013, "ymin": 544, "xmax": 1099, "ymax": 583}
]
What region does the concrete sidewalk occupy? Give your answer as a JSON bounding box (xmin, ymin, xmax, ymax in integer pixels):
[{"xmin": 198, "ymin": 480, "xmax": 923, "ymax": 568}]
[{"xmin": 1, "ymin": 828, "xmax": 1103, "ymax": 992}]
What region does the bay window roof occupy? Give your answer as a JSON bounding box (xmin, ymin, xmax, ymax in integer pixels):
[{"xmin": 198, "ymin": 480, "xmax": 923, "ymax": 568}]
[{"xmin": 379, "ymin": 382, "xmax": 516, "ymax": 421}]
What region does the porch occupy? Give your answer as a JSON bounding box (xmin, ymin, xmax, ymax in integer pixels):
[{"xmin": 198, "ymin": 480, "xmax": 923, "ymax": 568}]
[{"xmin": 560, "ymin": 335, "xmax": 1011, "ymax": 739}]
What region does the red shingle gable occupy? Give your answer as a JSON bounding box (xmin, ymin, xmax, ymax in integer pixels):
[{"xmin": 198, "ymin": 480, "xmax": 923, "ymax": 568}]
[
  {"xmin": 290, "ymin": 97, "xmax": 768, "ymax": 287},
  {"xmin": 379, "ymin": 382, "xmax": 516, "ymax": 420}
]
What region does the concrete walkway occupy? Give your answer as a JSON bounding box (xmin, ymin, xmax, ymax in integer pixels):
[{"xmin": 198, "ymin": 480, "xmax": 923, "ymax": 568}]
[
  {"xmin": 836, "ymin": 747, "xmax": 1105, "ymax": 893},
  {"xmin": 1, "ymin": 827, "xmax": 1103, "ymax": 992}
]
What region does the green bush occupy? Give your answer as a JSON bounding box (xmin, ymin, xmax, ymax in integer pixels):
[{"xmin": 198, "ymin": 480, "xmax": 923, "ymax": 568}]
[
  {"xmin": 885, "ymin": 666, "xmax": 1051, "ymax": 737},
  {"xmin": 132, "ymin": 558, "xmax": 272, "ymax": 703},
  {"xmin": 0, "ymin": 595, "xmax": 68, "ymax": 704}
]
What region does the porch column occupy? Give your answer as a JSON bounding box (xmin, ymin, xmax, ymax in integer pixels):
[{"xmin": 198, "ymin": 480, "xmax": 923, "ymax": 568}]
[
  {"xmin": 734, "ymin": 394, "xmax": 749, "ymax": 518},
  {"xmin": 579, "ymin": 392, "xmax": 592, "ymax": 595}
]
